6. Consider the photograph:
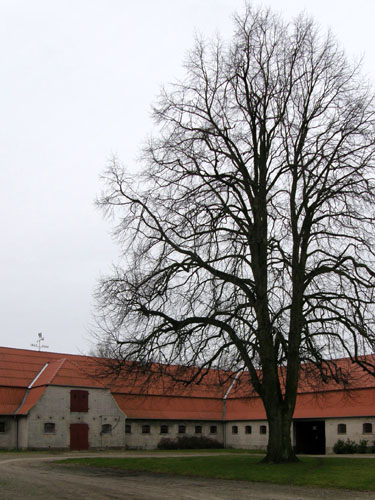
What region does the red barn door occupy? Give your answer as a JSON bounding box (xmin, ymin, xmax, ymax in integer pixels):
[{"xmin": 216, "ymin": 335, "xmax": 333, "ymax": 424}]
[{"xmin": 70, "ymin": 423, "xmax": 89, "ymax": 450}]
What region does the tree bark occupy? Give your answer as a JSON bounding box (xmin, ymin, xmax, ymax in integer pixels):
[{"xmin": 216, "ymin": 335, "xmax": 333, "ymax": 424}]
[{"xmin": 261, "ymin": 406, "xmax": 297, "ymax": 463}]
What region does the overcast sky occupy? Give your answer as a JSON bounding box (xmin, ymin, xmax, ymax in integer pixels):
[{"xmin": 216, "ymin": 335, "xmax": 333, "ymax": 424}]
[{"xmin": 1, "ymin": 0, "xmax": 374, "ymax": 355}]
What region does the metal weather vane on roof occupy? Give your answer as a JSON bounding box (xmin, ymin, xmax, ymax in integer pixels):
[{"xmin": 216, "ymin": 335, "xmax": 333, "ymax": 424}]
[{"xmin": 31, "ymin": 332, "xmax": 49, "ymax": 351}]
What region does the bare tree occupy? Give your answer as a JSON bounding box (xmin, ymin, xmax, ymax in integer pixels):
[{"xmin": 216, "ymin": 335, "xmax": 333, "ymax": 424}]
[
  {"xmin": 96, "ymin": 6, "xmax": 375, "ymax": 462},
  {"xmin": 88, "ymin": 337, "xmax": 116, "ymax": 359}
]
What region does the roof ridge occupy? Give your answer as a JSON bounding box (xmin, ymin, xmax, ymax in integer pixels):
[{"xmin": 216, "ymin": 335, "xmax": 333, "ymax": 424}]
[{"xmin": 0, "ymin": 345, "xmax": 92, "ymax": 358}]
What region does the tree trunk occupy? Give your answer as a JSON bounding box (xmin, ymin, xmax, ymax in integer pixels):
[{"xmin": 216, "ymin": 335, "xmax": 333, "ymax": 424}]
[{"xmin": 261, "ymin": 408, "xmax": 298, "ymax": 463}]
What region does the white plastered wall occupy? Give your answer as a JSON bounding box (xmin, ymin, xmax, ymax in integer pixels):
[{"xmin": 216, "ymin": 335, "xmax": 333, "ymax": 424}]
[
  {"xmin": 0, "ymin": 416, "xmax": 17, "ymax": 449},
  {"xmin": 26, "ymin": 385, "xmax": 126, "ymax": 449},
  {"xmin": 124, "ymin": 420, "xmax": 224, "ymax": 450},
  {"xmin": 325, "ymin": 417, "xmax": 375, "ymax": 453},
  {"xmin": 224, "ymin": 420, "xmax": 269, "ymax": 450}
]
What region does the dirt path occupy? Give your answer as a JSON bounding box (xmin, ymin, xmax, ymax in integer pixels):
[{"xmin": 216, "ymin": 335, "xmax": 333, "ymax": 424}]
[{"xmin": 0, "ymin": 452, "xmax": 374, "ymax": 500}]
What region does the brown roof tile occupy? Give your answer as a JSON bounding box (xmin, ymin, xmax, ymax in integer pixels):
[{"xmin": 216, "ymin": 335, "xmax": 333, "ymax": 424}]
[
  {"xmin": 16, "ymin": 386, "xmax": 47, "ymax": 415},
  {"xmin": 113, "ymin": 394, "xmax": 224, "ymax": 420},
  {"xmin": 0, "ymin": 387, "xmax": 27, "ymax": 414}
]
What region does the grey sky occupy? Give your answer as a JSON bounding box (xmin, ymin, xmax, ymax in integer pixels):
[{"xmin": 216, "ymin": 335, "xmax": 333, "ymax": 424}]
[{"xmin": 1, "ymin": 0, "xmax": 374, "ymax": 354}]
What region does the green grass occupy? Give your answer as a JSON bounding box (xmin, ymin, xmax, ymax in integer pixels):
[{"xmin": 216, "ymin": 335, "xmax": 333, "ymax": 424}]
[
  {"xmin": 136, "ymin": 448, "xmax": 263, "ymax": 454},
  {"xmin": 58, "ymin": 454, "xmax": 375, "ymax": 491}
]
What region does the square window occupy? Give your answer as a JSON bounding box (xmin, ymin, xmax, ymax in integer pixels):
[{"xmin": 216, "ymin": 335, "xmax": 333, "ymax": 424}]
[
  {"xmin": 44, "ymin": 422, "xmax": 55, "ymax": 434},
  {"xmin": 160, "ymin": 425, "xmax": 169, "ymax": 434},
  {"xmin": 245, "ymin": 425, "xmax": 252, "ymax": 434},
  {"xmin": 232, "ymin": 425, "xmax": 238, "ymax": 434},
  {"xmin": 195, "ymin": 425, "xmax": 202, "ymax": 434},
  {"xmin": 178, "ymin": 425, "xmax": 186, "ymax": 434},
  {"xmin": 142, "ymin": 424, "xmax": 150, "ymax": 434},
  {"xmin": 210, "ymin": 425, "xmax": 217, "ymax": 434},
  {"xmin": 0, "ymin": 422, "xmax": 5, "ymax": 433},
  {"xmin": 363, "ymin": 423, "xmax": 373, "ymax": 434},
  {"xmin": 125, "ymin": 424, "xmax": 131, "ymax": 434},
  {"xmin": 260, "ymin": 425, "xmax": 267, "ymax": 434},
  {"xmin": 101, "ymin": 424, "xmax": 112, "ymax": 434}
]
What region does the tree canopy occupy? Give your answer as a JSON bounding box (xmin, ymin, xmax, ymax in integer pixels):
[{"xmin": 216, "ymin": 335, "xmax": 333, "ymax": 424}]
[{"xmin": 96, "ymin": 6, "xmax": 375, "ymax": 462}]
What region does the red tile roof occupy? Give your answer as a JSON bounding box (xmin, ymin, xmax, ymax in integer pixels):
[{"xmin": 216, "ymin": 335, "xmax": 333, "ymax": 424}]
[
  {"xmin": 31, "ymin": 358, "xmax": 106, "ymax": 389},
  {"xmin": 294, "ymin": 388, "xmax": 375, "ymax": 419},
  {"xmin": 16, "ymin": 386, "xmax": 47, "ymax": 415},
  {"xmin": 0, "ymin": 387, "xmax": 27, "ymax": 415},
  {"xmin": 0, "ymin": 347, "xmax": 90, "ymax": 388},
  {"xmin": 109, "ymin": 367, "xmax": 231, "ymax": 399},
  {"xmin": 113, "ymin": 394, "xmax": 224, "ymax": 420},
  {"xmin": 1, "ymin": 346, "xmax": 375, "ymax": 421}
]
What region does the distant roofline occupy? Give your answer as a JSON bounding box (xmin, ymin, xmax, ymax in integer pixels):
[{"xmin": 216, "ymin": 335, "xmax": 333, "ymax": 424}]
[{"xmin": 0, "ymin": 345, "xmax": 91, "ymax": 358}]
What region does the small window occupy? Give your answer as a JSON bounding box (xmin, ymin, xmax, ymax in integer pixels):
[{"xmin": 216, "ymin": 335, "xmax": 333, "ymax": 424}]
[
  {"xmin": 178, "ymin": 425, "xmax": 186, "ymax": 434},
  {"xmin": 160, "ymin": 425, "xmax": 169, "ymax": 434},
  {"xmin": 363, "ymin": 423, "xmax": 373, "ymax": 434},
  {"xmin": 337, "ymin": 423, "xmax": 346, "ymax": 434},
  {"xmin": 125, "ymin": 424, "xmax": 131, "ymax": 434},
  {"xmin": 210, "ymin": 425, "xmax": 217, "ymax": 434},
  {"xmin": 195, "ymin": 425, "xmax": 202, "ymax": 434},
  {"xmin": 260, "ymin": 425, "xmax": 267, "ymax": 434},
  {"xmin": 232, "ymin": 425, "xmax": 238, "ymax": 434},
  {"xmin": 245, "ymin": 425, "xmax": 252, "ymax": 434},
  {"xmin": 101, "ymin": 424, "xmax": 112, "ymax": 434},
  {"xmin": 44, "ymin": 422, "xmax": 55, "ymax": 434},
  {"xmin": 0, "ymin": 422, "xmax": 5, "ymax": 433},
  {"xmin": 142, "ymin": 424, "xmax": 150, "ymax": 434}
]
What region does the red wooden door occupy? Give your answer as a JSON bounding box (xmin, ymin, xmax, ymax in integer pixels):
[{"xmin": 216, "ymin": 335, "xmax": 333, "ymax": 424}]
[{"xmin": 70, "ymin": 423, "xmax": 89, "ymax": 450}]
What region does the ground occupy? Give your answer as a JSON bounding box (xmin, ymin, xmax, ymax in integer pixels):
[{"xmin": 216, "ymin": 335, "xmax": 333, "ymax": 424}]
[{"xmin": 0, "ymin": 452, "xmax": 374, "ymax": 500}]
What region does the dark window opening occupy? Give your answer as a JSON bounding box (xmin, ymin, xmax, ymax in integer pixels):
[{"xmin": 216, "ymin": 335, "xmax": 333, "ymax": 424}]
[
  {"xmin": 260, "ymin": 425, "xmax": 267, "ymax": 434},
  {"xmin": 44, "ymin": 422, "xmax": 55, "ymax": 434},
  {"xmin": 160, "ymin": 425, "xmax": 169, "ymax": 434},
  {"xmin": 101, "ymin": 424, "xmax": 112, "ymax": 434},
  {"xmin": 363, "ymin": 423, "xmax": 373, "ymax": 434},
  {"xmin": 245, "ymin": 425, "xmax": 252, "ymax": 434},
  {"xmin": 70, "ymin": 390, "xmax": 88, "ymax": 412},
  {"xmin": 232, "ymin": 425, "xmax": 238, "ymax": 434},
  {"xmin": 195, "ymin": 425, "xmax": 202, "ymax": 434},
  {"xmin": 125, "ymin": 424, "xmax": 131, "ymax": 434},
  {"xmin": 178, "ymin": 425, "xmax": 186, "ymax": 434},
  {"xmin": 210, "ymin": 425, "xmax": 217, "ymax": 434},
  {"xmin": 337, "ymin": 423, "xmax": 346, "ymax": 434},
  {"xmin": 142, "ymin": 424, "xmax": 150, "ymax": 434},
  {"xmin": 0, "ymin": 422, "xmax": 5, "ymax": 433}
]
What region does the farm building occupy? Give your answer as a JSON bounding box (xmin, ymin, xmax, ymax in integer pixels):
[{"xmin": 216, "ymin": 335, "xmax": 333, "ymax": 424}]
[{"xmin": 0, "ymin": 346, "xmax": 374, "ymax": 453}]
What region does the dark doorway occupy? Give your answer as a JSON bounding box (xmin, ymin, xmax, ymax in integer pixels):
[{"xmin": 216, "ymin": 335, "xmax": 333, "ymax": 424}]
[
  {"xmin": 294, "ymin": 420, "xmax": 325, "ymax": 454},
  {"xmin": 70, "ymin": 423, "xmax": 89, "ymax": 450}
]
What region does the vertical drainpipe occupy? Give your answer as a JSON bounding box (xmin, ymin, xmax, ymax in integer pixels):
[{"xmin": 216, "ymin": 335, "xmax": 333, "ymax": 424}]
[
  {"xmin": 222, "ymin": 373, "xmax": 241, "ymax": 448},
  {"xmin": 124, "ymin": 416, "xmax": 127, "ymax": 450},
  {"xmin": 222, "ymin": 400, "xmax": 227, "ymax": 448},
  {"xmin": 100, "ymin": 415, "xmax": 103, "ymax": 449},
  {"xmin": 13, "ymin": 415, "xmax": 19, "ymax": 451}
]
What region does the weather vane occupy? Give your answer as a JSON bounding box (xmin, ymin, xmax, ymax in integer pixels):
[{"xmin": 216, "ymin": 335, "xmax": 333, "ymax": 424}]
[{"xmin": 31, "ymin": 332, "xmax": 49, "ymax": 351}]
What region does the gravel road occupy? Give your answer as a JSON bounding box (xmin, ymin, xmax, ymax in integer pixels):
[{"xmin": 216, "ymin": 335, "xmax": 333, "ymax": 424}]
[{"xmin": 0, "ymin": 452, "xmax": 373, "ymax": 500}]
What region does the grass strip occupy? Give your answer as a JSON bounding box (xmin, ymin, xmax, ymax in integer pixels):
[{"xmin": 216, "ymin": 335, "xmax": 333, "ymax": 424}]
[{"xmin": 58, "ymin": 455, "xmax": 375, "ymax": 491}]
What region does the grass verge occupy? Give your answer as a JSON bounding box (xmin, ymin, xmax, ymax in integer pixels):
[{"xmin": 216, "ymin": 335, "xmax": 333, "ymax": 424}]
[{"xmin": 58, "ymin": 454, "xmax": 375, "ymax": 490}]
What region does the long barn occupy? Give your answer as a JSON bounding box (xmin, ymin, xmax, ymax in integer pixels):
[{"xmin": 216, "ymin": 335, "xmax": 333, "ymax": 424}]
[{"xmin": 0, "ymin": 346, "xmax": 374, "ymax": 453}]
